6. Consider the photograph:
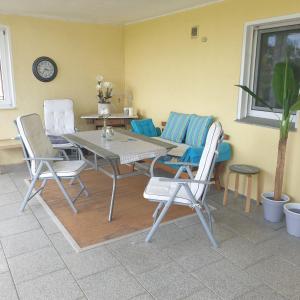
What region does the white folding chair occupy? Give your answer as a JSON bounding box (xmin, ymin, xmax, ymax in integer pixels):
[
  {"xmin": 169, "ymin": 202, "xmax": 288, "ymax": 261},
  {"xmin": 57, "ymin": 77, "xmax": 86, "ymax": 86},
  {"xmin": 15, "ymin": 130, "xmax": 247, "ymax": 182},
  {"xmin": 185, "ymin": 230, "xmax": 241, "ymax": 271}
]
[
  {"xmin": 144, "ymin": 122, "xmax": 223, "ymax": 248},
  {"xmin": 15, "ymin": 114, "xmax": 89, "ymax": 213},
  {"xmin": 44, "ymin": 99, "xmax": 77, "ymax": 157}
]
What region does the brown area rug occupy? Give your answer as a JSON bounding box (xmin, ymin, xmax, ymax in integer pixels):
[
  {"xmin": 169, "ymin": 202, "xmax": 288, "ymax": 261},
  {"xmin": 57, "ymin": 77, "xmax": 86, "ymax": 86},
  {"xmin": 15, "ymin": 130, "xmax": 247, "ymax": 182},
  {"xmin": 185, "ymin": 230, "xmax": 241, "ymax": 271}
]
[{"xmin": 36, "ymin": 167, "xmax": 193, "ymax": 251}]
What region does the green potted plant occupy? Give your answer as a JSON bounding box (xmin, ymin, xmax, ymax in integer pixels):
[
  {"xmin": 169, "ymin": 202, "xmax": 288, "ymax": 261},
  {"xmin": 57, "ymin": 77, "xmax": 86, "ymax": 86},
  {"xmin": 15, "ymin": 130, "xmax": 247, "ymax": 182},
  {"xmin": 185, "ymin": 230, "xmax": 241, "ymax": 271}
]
[{"xmin": 237, "ymin": 58, "xmax": 300, "ymax": 224}]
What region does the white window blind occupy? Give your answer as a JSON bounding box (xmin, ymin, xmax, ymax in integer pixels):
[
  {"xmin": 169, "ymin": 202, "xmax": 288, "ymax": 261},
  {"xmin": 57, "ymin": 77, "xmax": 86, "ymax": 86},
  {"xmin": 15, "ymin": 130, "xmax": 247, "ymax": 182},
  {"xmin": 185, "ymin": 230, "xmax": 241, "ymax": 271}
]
[{"xmin": 0, "ymin": 26, "xmax": 15, "ymax": 109}]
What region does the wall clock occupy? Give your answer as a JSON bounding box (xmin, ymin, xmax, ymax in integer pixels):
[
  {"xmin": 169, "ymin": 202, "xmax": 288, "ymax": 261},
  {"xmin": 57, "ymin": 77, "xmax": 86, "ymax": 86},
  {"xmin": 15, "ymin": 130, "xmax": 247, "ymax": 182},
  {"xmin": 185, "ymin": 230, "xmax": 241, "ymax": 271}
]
[{"xmin": 32, "ymin": 56, "xmax": 58, "ymax": 82}]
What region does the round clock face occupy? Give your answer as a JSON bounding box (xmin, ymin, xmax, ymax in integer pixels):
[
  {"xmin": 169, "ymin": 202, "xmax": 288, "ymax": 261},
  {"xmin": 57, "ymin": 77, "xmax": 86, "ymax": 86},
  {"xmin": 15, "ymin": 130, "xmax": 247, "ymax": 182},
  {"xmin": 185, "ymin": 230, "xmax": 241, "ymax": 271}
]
[{"xmin": 32, "ymin": 57, "xmax": 57, "ymax": 82}]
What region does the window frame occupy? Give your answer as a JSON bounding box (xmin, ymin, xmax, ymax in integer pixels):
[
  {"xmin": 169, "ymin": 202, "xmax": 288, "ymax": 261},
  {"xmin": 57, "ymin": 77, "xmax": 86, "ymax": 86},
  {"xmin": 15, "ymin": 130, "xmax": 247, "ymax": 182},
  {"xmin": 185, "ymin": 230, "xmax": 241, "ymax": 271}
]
[
  {"xmin": 0, "ymin": 25, "xmax": 15, "ymax": 109},
  {"xmin": 237, "ymin": 14, "xmax": 300, "ymax": 127}
]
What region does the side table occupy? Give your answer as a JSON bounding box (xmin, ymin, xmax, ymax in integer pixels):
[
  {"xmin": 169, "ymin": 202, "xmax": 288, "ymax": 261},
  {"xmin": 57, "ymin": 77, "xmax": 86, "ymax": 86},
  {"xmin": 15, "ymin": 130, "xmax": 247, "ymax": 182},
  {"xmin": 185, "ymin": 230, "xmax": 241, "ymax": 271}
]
[
  {"xmin": 223, "ymin": 164, "xmax": 260, "ymax": 213},
  {"xmin": 81, "ymin": 113, "xmax": 138, "ymax": 130}
]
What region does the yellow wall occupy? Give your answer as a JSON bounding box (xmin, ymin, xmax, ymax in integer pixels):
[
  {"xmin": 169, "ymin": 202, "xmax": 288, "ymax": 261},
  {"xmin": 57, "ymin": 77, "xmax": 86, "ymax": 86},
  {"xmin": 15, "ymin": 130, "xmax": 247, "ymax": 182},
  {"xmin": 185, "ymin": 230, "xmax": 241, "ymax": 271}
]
[
  {"xmin": 124, "ymin": 0, "xmax": 300, "ymax": 201},
  {"xmin": 1, "ymin": 1, "xmax": 300, "ymax": 201},
  {"xmin": 0, "ymin": 15, "xmax": 124, "ymax": 164}
]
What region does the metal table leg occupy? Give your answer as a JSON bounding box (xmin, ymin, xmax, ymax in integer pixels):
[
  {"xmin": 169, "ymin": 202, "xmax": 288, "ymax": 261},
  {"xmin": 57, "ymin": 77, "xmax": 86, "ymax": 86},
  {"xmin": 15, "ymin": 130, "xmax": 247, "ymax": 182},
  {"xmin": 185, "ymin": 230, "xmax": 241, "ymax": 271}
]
[{"xmin": 108, "ymin": 160, "xmax": 118, "ymax": 222}]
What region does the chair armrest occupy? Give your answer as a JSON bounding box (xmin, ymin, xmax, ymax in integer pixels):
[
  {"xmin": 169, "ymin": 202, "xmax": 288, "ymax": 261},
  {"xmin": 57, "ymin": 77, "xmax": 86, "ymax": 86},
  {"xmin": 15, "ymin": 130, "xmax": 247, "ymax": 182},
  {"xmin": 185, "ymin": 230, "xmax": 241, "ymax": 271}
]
[
  {"xmin": 24, "ymin": 157, "xmax": 64, "ymax": 161},
  {"xmin": 159, "ymin": 178, "xmax": 212, "ymax": 184},
  {"xmin": 164, "ymin": 161, "xmax": 198, "ymax": 167}
]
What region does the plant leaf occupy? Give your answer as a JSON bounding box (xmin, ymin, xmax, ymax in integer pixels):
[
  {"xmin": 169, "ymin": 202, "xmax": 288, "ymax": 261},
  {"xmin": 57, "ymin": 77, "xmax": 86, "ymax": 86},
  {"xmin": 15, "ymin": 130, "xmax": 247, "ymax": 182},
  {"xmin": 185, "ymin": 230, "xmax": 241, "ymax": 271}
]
[
  {"xmin": 290, "ymin": 99, "xmax": 300, "ymax": 112},
  {"xmin": 272, "ymin": 61, "xmax": 299, "ymax": 111},
  {"xmin": 235, "ymin": 85, "xmax": 274, "ymax": 112}
]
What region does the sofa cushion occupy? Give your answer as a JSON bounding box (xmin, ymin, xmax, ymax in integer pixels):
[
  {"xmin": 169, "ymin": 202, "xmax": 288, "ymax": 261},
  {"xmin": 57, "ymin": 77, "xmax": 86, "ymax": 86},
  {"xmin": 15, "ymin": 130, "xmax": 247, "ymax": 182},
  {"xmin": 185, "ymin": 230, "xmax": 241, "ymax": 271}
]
[
  {"xmin": 185, "ymin": 114, "xmax": 213, "ymax": 147},
  {"xmin": 131, "ymin": 119, "xmax": 158, "ymax": 137},
  {"xmin": 161, "ymin": 112, "xmax": 190, "ymax": 143},
  {"xmin": 180, "ymin": 142, "xmax": 232, "ymax": 163}
]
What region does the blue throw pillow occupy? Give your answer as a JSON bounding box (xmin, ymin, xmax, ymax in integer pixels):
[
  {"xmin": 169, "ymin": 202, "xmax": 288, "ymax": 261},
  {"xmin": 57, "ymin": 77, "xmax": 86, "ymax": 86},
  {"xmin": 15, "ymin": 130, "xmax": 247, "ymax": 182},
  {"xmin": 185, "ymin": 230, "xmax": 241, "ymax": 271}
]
[
  {"xmin": 181, "ymin": 142, "xmax": 232, "ymax": 163},
  {"xmin": 131, "ymin": 119, "xmax": 158, "ymax": 137},
  {"xmin": 161, "ymin": 112, "xmax": 190, "ymax": 143},
  {"xmin": 185, "ymin": 114, "xmax": 213, "ymax": 147}
]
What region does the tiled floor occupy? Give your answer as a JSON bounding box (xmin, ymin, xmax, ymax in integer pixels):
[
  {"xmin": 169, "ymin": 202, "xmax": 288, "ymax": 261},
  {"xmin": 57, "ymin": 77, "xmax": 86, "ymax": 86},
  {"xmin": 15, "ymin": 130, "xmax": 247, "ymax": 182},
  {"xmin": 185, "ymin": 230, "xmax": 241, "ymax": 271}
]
[{"xmin": 0, "ymin": 164, "xmax": 299, "ymax": 299}]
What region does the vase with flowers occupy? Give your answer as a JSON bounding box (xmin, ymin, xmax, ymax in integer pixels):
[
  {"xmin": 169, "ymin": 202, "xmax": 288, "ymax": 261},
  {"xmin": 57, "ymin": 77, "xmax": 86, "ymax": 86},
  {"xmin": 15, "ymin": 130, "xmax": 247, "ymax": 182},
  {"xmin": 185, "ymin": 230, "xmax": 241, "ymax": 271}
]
[{"xmin": 96, "ymin": 75, "xmax": 113, "ymax": 115}]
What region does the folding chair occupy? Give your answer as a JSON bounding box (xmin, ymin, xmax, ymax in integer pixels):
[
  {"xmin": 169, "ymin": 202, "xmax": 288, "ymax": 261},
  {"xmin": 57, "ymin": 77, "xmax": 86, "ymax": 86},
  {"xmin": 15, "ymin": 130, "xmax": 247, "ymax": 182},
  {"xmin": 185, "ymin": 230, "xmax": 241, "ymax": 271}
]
[
  {"xmin": 15, "ymin": 114, "xmax": 88, "ymax": 213},
  {"xmin": 144, "ymin": 121, "xmax": 223, "ymax": 248},
  {"xmin": 44, "ymin": 99, "xmax": 78, "ymax": 159}
]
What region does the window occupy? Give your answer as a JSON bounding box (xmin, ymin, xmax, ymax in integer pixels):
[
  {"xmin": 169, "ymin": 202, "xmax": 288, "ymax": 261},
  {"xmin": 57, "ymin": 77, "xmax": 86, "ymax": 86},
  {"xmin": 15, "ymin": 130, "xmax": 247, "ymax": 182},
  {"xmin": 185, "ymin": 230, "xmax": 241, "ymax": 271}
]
[
  {"xmin": 0, "ymin": 26, "xmax": 15, "ymax": 109},
  {"xmin": 237, "ymin": 14, "xmax": 300, "ymax": 127}
]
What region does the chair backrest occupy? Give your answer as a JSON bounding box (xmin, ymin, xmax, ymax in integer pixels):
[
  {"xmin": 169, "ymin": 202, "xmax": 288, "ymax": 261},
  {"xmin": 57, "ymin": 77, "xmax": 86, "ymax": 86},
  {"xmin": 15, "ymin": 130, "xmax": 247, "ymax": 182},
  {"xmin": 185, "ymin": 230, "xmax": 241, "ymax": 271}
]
[
  {"xmin": 16, "ymin": 114, "xmax": 56, "ymax": 175},
  {"xmin": 44, "ymin": 99, "xmax": 75, "ymax": 136},
  {"xmin": 191, "ymin": 121, "xmax": 223, "ymax": 200}
]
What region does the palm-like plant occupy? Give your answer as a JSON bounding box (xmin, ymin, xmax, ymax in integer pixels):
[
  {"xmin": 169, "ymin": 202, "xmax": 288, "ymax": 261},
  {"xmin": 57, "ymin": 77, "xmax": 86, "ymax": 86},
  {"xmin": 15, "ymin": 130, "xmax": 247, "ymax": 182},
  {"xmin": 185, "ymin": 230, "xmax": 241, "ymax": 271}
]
[{"xmin": 237, "ymin": 59, "xmax": 300, "ymax": 201}]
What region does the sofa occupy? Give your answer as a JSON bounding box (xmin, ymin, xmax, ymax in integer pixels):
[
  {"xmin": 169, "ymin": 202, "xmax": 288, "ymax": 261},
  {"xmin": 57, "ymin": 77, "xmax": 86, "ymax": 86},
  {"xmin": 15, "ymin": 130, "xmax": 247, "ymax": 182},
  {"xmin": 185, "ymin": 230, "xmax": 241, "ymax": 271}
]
[{"xmin": 131, "ymin": 112, "xmax": 232, "ymax": 189}]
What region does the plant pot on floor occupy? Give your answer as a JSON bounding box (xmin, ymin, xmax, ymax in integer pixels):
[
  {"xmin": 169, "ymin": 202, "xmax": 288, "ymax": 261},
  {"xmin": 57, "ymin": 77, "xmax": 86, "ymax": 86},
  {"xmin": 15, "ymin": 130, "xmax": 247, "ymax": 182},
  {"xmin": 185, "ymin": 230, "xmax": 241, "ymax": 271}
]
[
  {"xmin": 262, "ymin": 192, "xmax": 289, "ymax": 223},
  {"xmin": 284, "ymin": 203, "xmax": 300, "ymax": 237}
]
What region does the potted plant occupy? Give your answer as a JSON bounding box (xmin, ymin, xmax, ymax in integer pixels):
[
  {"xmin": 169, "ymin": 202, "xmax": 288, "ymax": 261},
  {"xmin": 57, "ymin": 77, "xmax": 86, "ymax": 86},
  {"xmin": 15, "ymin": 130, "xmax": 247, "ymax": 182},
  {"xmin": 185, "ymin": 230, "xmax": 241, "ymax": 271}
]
[
  {"xmin": 96, "ymin": 75, "xmax": 113, "ymax": 115},
  {"xmin": 237, "ymin": 58, "xmax": 300, "ymax": 223}
]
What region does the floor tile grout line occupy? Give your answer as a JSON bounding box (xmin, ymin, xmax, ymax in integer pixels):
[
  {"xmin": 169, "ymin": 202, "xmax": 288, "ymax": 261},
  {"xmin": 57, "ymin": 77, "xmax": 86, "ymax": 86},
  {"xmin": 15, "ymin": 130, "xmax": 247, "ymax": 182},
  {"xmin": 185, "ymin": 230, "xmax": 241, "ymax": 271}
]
[
  {"xmin": 17, "ymin": 169, "xmax": 204, "ymax": 298},
  {"xmin": 188, "ymin": 254, "xmax": 265, "ymax": 299},
  {"xmin": 25, "ymin": 206, "xmax": 89, "ymax": 299},
  {"xmin": 245, "ymin": 272, "xmax": 290, "ymax": 298},
  {"xmin": 14, "ymin": 266, "xmax": 67, "ymax": 286},
  {"xmin": 0, "ymin": 211, "xmax": 32, "ymax": 224},
  {"xmin": 0, "ymin": 239, "xmax": 21, "ymax": 300},
  {"xmin": 103, "ymin": 244, "xmax": 156, "ymax": 297},
  {"xmin": 12, "ymin": 173, "xmax": 88, "ymax": 299},
  {"xmin": 4, "ymin": 236, "xmax": 52, "ymax": 258},
  {"xmin": 4, "ymin": 168, "xmax": 299, "ymax": 299},
  {"xmin": 0, "ymin": 221, "xmax": 43, "ymax": 240},
  {"xmin": 241, "ymin": 254, "xmax": 293, "ymax": 298}
]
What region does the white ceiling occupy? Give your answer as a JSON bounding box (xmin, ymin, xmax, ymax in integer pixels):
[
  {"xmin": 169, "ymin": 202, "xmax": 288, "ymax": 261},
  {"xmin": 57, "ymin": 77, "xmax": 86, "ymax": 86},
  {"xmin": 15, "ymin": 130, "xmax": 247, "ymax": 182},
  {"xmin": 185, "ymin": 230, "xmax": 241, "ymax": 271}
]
[{"xmin": 0, "ymin": 0, "xmax": 221, "ymax": 25}]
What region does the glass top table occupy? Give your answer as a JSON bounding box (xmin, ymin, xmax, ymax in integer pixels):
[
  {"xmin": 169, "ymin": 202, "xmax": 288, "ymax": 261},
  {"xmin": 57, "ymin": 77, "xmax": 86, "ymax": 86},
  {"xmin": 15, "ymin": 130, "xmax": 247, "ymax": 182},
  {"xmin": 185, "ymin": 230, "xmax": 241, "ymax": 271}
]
[{"xmin": 64, "ymin": 129, "xmax": 176, "ymax": 221}]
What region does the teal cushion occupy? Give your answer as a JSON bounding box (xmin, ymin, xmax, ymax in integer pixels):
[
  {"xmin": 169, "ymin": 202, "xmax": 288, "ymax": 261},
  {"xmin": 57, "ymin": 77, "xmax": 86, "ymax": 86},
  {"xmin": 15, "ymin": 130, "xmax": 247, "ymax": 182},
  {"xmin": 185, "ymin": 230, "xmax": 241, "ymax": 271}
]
[
  {"xmin": 185, "ymin": 115, "xmax": 213, "ymax": 147},
  {"xmin": 180, "ymin": 142, "xmax": 232, "ymax": 163},
  {"xmin": 131, "ymin": 119, "xmax": 158, "ymax": 137},
  {"xmin": 161, "ymin": 112, "xmax": 190, "ymax": 143}
]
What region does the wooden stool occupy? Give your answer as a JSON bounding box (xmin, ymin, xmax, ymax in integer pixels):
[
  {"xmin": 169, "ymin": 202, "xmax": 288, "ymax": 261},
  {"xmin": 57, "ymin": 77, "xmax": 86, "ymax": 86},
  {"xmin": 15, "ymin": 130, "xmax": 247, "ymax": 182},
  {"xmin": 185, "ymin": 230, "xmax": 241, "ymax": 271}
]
[{"xmin": 223, "ymin": 164, "xmax": 260, "ymax": 213}]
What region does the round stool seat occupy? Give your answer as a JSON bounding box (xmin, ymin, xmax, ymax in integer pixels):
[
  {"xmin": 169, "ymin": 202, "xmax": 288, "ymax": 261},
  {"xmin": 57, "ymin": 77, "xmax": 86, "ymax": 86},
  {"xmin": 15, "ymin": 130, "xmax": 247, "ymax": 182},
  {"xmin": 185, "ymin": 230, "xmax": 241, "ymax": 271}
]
[{"xmin": 229, "ymin": 164, "xmax": 260, "ymax": 175}]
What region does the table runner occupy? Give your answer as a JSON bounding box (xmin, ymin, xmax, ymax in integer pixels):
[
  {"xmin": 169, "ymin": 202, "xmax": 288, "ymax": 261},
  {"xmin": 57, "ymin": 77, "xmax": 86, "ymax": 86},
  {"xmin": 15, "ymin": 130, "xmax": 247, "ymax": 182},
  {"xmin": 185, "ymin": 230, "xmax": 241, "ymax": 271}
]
[{"xmin": 64, "ymin": 129, "xmax": 175, "ymax": 164}]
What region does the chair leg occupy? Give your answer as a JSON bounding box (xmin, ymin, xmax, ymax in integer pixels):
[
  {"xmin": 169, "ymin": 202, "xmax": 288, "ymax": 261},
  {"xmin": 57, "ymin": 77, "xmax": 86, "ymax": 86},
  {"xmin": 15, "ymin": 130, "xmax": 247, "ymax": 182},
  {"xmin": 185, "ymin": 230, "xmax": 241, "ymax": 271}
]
[
  {"xmin": 145, "ymin": 200, "xmax": 173, "ymax": 242},
  {"xmin": 39, "ymin": 179, "xmax": 47, "ymax": 195},
  {"xmin": 223, "ymin": 171, "xmax": 231, "ymax": 206},
  {"xmin": 245, "ymin": 175, "xmax": 252, "ymax": 213},
  {"xmin": 152, "ymin": 202, "xmax": 164, "ymax": 223},
  {"xmin": 69, "ymin": 177, "xmax": 76, "ymax": 186},
  {"xmin": 183, "ymin": 185, "xmax": 219, "ymax": 248},
  {"xmin": 194, "ymin": 206, "xmax": 219, "ymax": 248},
  {"xmin": 77, "ymin": 176, "xmax": 89, "ymax": 197},
  {"xmin": 214, "ymin": 162, "xmax": 223, "ymax": 191},
  {"xmin": 202, "ymin": 201, "xmax": 213, "ymax": 232},
  {"xmin": 19, "ymin": 162, "xmax": 44, "ymax": 212},
  {"xmin": 256, "ymin": 173, "xmax": 261, "ymax": 206},
  {"xmin": 45, "ymin": 162, "xmax": 78, "ymax": 213},
  {"xmin": 55, "ymin": 177, "xmax": 78, "ymax": 213},
  {"xmin": 145, "ymin": 186, "xmax": 181, "ymax": 242},
  {"xmin": 234, "ymin": 173, "xmax": 239, "ymax": 199}
]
